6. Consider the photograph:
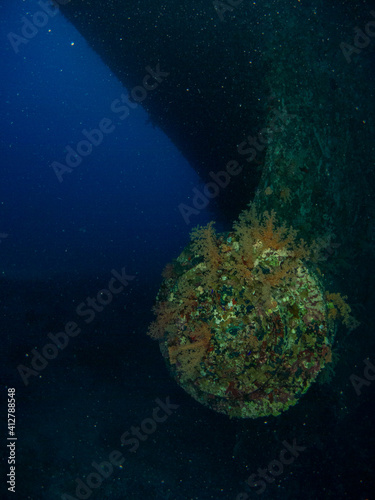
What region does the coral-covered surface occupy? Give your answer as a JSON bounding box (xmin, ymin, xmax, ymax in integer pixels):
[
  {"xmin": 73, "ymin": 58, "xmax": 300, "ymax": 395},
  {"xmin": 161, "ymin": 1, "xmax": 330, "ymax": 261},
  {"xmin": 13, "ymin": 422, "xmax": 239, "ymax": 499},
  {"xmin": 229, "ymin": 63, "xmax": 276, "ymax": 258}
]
[{"xmin": 148, "ymin": 208, "xmax": 350, "ymax": 418}]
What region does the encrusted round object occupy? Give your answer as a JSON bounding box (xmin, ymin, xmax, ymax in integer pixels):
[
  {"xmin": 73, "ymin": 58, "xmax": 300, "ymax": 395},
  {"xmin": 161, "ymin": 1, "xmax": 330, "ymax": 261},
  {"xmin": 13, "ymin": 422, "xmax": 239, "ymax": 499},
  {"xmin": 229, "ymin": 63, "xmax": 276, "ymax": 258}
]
[{"xmin": 148, "ymin": 209, "xmax": 342, "ymax": 418}]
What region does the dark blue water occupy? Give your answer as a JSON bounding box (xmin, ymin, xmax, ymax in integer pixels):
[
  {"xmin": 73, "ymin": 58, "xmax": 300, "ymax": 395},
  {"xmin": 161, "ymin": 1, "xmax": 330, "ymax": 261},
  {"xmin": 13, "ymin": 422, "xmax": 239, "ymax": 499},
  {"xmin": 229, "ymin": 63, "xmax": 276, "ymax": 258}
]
[
  {"xmin": 0, "ymin": 3, "xmax": 231, "ymax": 499},
  {"xmin": 0, "ymin": 1, "xmax": 218, "ymax": 282},
  {"xmin": 1, "ymin": 2, "xmax": 375, "ymax": 500}
]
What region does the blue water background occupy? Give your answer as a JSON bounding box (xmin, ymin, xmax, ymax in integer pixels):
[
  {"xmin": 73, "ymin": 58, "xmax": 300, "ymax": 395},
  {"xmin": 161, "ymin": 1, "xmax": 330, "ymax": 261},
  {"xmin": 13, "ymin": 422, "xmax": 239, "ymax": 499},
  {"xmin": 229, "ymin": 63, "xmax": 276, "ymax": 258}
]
[{"xmin": 0, "ymin": 0, "xmax": 215, "ymax": 283}]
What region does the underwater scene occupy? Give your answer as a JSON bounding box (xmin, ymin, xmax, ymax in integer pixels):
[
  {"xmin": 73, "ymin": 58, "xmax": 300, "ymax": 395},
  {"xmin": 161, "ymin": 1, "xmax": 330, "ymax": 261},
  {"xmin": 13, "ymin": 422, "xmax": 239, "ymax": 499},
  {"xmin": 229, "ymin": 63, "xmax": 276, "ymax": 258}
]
[{"xmin": 1, "ymin": 0, "xmax": 375, "ymax": 499}]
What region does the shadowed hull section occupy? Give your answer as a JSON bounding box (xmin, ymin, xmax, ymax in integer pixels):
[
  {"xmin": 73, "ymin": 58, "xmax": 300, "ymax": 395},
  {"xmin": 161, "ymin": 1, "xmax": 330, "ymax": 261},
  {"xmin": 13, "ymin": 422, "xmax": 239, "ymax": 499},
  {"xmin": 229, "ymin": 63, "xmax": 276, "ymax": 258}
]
[{"xmin": 57, "ymin": 0, "xmax": 267, "ymax": 220}]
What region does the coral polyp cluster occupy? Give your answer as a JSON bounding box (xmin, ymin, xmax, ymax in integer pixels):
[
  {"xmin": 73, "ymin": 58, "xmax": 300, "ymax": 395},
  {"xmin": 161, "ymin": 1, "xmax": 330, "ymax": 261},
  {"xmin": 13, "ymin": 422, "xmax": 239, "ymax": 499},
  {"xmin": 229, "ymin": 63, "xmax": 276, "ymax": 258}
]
[{"xmin": 148, "ymin": 207, "xmax": 352, "ymax": 418}]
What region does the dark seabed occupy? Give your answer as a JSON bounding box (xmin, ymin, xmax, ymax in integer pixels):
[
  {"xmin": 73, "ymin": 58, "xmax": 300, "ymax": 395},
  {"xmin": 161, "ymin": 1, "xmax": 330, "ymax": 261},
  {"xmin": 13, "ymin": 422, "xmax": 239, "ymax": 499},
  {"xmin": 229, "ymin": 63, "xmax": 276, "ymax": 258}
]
[{"xmin": 1, "ymin": 1, "xmax": 375, "ymax": 499}]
